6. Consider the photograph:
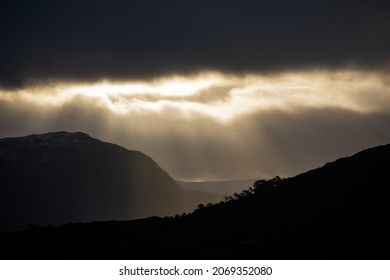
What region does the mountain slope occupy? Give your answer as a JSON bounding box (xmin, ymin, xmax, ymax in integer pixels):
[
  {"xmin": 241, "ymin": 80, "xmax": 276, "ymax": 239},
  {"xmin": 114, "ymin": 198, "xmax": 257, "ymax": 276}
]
[
  {"xmin": 0, "ymin": 131, "xmax": 221, "ymax": 231},
  {"xmin": 0, "ymin": 143, "xmax": 389, "ymax": 259}
]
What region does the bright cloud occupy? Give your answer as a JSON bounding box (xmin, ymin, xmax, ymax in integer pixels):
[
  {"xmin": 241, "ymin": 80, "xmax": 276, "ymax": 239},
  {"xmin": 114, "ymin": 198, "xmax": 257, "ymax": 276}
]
[{"xmin": 1, "ymin": 70, "xmax": 389, "ymax": 120}]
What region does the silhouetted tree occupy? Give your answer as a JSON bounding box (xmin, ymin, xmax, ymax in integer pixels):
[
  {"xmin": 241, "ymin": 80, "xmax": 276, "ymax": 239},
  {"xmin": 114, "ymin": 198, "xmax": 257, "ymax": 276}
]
[
  {"xmin": 197, "ymin": 204, "xmax": 205, "ymax": 210},
  {"xmin": 253, "ymin": 176, "xmax": 283, "ymax": 194}
]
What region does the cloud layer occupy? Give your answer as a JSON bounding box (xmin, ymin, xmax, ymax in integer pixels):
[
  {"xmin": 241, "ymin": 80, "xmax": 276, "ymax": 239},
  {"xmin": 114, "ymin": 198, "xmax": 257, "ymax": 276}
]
[{"xmin": 1, "ymin": 0, "xmax": 390, "ymax": 88}]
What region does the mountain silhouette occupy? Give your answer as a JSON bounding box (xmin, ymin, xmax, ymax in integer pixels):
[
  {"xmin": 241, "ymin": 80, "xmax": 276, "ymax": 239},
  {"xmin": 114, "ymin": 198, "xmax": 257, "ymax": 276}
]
[
  {"xmin": 0, "ymin": 131, "xmax": 221, "ymax": 231},
  {"xmin": 0, "ymin": 142, "xmax": 389, "ymax": 259}
]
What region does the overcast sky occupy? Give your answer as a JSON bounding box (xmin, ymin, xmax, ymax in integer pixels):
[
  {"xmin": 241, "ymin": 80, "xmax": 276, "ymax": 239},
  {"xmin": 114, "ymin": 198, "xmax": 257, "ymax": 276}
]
[{"xmin": 1, "ymin": 0, "xmax": 390, "ymax": 181}]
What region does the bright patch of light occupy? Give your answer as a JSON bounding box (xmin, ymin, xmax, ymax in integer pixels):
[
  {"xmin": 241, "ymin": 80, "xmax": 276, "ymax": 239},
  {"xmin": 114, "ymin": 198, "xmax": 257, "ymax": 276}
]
[
  {"xmin": 66, "ymin": 74, "xmax": 226, "ymax": 98},
  {"xmin": 0, "ymin": 70, "xmax": 389, "ymax": 121}
]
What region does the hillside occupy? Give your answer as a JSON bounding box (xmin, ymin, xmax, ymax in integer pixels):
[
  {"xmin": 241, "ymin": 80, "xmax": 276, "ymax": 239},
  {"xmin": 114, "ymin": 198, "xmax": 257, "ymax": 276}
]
[
  {"xmin": 0, "ymin": 132, "xmax": 221, "ymax": 231},
  {"xmin": 0, "ymin": 143, "xmax": 389, "ymax": 259}
]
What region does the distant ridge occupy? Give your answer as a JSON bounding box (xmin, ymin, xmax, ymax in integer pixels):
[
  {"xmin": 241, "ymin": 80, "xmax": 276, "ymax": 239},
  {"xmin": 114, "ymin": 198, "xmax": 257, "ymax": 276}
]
[
  {"xmin": 0, "ymin": 131, "xmax": 222, "ymax": 231},
  {"xmin": 0, "ymin": 131, "xmax": 96, "ymax": 146},
  {"xmin": 177, "ymin": 179, "xmax": 258, "ymax": 195}
]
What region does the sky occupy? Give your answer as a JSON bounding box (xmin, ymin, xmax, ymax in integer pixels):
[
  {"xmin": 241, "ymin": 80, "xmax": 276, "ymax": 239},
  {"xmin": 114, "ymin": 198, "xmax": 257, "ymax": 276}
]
[{"xmin": 1, "ymin": 0, "xmax": 390, "ymax": 181}]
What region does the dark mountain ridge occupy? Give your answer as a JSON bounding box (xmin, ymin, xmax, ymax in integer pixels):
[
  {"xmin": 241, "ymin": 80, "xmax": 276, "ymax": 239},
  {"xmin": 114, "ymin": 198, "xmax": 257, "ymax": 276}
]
[
  {"xmin": 0, "ymin": 131, "xmax": 97, "ymax": 146},
  {"xmin": 1, "ymin": 142, "xmax": 389, "ymax": 259},
  {"xmin": 0, "ymin": 131, "xmax": 221, "ymax": 231}
]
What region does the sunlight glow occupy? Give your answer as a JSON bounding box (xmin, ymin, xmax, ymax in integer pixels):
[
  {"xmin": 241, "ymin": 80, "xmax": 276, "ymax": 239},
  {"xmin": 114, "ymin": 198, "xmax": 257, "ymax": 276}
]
[
  {"xmin": 67, "ymin": 74, "xmax": 226, "ymax": 98},
  {"xmin": 0, "ymin": 70, "xmax": 389, "ymax": 121}
]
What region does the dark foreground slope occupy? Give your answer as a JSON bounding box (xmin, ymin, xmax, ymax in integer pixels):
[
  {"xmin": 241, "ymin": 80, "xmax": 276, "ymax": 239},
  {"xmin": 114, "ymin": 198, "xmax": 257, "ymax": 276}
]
[
  {"xmin": 1, "ymin": 143, "xmax": 390, "ymax": 259},
  {"xmin": 0, "ymin": 132, "xmax": 221, "ymax": 231}
]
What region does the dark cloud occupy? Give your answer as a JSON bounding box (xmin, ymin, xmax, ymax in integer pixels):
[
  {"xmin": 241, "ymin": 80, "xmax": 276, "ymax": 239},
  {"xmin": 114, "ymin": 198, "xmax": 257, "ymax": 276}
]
[{"xmin": 1, "ymin": 0, "xmax": 390, "ymax": 88}]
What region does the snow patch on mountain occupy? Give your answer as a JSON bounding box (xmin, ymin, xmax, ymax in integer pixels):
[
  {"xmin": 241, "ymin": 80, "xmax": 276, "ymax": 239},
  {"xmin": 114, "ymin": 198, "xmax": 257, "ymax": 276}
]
[{"xmin": 0, "ymin": 131, "xmax": 97, "ymax": 147}]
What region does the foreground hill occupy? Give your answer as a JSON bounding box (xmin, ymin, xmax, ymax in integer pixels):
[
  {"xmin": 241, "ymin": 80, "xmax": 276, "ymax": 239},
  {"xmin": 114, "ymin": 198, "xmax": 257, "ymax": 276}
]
[
  {"xmin": 0, "ymin": 132, "xmax": 221, "ymax": 231},
  {"xmin": 0, "ymin": 143, "xmax": 389, "ymax": 259}
]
